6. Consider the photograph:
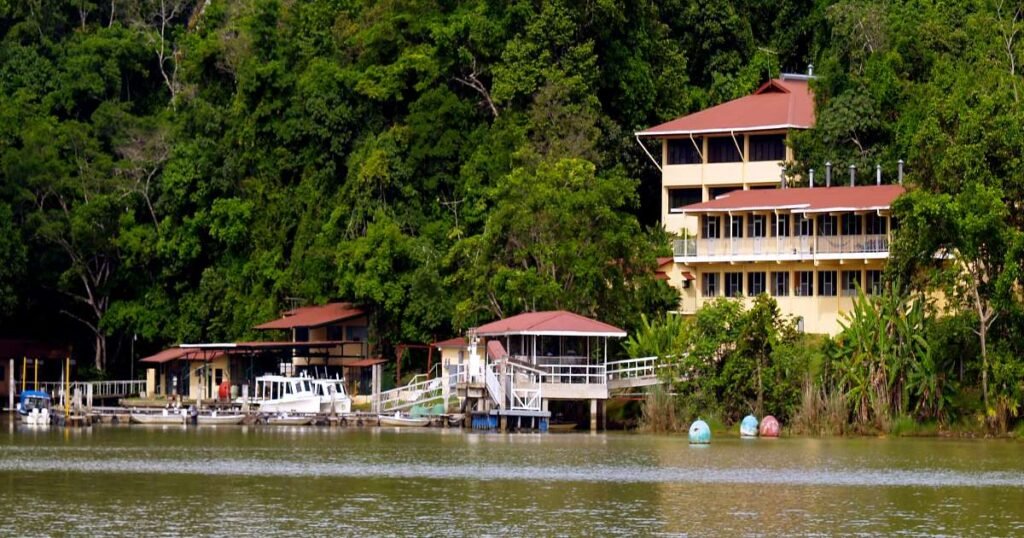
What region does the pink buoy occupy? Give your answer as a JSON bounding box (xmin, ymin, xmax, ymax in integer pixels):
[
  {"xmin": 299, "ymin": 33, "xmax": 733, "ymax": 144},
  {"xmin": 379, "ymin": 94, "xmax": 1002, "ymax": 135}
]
[{"xmin": 759, "ymin": 415, "xmax": 780, "ymax": 437}]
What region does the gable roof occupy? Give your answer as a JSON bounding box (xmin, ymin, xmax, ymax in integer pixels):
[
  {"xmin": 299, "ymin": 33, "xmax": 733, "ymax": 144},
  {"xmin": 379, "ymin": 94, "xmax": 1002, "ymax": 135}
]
[
  {"xmin": 636, "ymin": 78, "xmax": 814, "ymax": 137},
  {"xmin": 474, "ymin": 311, "xmax": 626, "ymax": 338},
  {"xmin": 254, "ymin": 302, "xmax": 366, "ymax": 330},
  {"xmin": 433, "ymin": 337, "xmax": 467, "ymax": 349},
  {"xmin": 676, "ymin": 185, "xmax": 905, "ymax": 214}
]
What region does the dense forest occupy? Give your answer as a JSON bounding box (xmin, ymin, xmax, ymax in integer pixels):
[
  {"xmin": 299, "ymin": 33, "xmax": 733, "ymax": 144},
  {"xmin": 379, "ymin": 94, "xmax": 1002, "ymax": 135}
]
[{"xmin": 0, "ymin": 1, "xmax": 1022, "ymax": 430}]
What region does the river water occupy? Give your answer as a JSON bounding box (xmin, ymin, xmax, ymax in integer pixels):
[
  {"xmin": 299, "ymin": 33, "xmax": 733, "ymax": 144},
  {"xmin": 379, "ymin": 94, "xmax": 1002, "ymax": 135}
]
[{"xmin": 0, "ymin": 422, "xmax": 1022, "ymax": 536}]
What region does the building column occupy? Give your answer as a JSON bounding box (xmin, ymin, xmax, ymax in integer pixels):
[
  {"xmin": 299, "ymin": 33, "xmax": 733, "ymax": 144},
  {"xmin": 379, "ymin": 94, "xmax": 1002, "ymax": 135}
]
[{"xmin": 590, "ymin": 399, "xmax": 598, "ymax": 432}]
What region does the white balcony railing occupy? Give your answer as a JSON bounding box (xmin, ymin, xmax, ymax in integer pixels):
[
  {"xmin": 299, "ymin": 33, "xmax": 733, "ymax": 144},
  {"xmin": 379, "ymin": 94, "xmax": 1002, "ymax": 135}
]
[{"xmin": 674, "ymin": 234, "xmax": 888, "ymax": 259}]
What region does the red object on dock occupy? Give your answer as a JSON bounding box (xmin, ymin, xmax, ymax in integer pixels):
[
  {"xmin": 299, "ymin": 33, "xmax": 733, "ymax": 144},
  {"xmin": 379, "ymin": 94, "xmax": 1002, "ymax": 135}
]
[
  {"xmin": 218, "ymin": 380, "xmax": 230, "ymax": 401},
  {"xmin": 759, "ymin": 415, "xmax": 780, "ymax": 437}
]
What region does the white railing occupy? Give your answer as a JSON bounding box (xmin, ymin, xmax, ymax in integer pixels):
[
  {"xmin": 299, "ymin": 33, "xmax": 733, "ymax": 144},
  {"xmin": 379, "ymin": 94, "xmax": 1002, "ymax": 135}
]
[
  {"xmin": 674, "ymin": 234, "xmax": 889, "ymax": 258},
  {"xmin": 507, "ymin": 361, "xmax": 543, "ymax": 411},
  {"xmin": 537, "ymin": 364, "xmax": 606, "ymax": 385},
  {"xmin": 606, "ymin": 357, "xmax": 662, "ymax": 382},
  {"xmin": 38, "ymin": 380, "xmax": 146, "ymax": 399},
  {"xmin": 378, "ymin": 367, "xmax": 445, "ymax": 412},
  {"xmin": 484, "ymin": 364, "xmax": 505, "ymax": 407}
]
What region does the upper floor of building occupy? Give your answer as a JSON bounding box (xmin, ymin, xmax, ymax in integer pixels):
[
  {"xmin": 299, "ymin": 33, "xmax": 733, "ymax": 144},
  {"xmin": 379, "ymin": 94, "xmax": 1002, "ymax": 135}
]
[{"xmin": 671, "ymin": 184, "xmax": 904, "ymax": 264}]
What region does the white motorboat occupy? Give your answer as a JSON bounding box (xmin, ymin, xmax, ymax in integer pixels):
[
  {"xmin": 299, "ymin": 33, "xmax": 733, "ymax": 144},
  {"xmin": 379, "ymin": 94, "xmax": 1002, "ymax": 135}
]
[
  {"xmin": 311, "ymin": 378, "xmax": 352, "ymax": 414},
  {"xmin": 18, "ymin": 391, "xmax": 51, "ymax": 426},
  {"xmin": 197, "ymin": 411, "xmax": 245, "ymax": 425},
  {"xmin": 130, "ymin": 409, "xmax": 187, "ymax": 425},
  {"xmin": 242, "ymin": 375, "xmax": 321, "ymax": 414},
  {"xmin": 378, "ymin": 413, "xmax": 430, "ymax": 427}
]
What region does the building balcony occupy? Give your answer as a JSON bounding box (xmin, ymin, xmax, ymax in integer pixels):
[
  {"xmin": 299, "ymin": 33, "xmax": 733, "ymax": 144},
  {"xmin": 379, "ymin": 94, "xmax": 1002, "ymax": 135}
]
[{"xmin": 673, "ymin": 234, "xmax": 890, "ymax": 263}]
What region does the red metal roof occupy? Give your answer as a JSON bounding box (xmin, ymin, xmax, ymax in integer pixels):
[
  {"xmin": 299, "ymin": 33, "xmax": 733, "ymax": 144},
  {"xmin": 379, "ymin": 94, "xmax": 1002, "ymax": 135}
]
[
  {"xmin": 487, "ymin": 340, "xmax": 508, "ymax": 361},
  {"xmin": 139, "ymin": 347, "xmax": 194, "ymax": 364},
  {"xmin": 474, "ymin": 311, "xmax": 627, "ymax": 338},
  {"xmin": 254, "ymin": 302, "xmax": 366, "ymax": 330},
  {"xmin": 677, "ymin": 185, "xmax": 905, "ymax": 213},
  {"xmin": 433, "ymin": 337, "xmax": 466, "ymax": 349},
  {"xmin": 139, "ymin": 341, "xmax": 355, "ymax": 364},
  {"xmin": 637, "ymin": 78, "xmax": 814, "ymax": 136}
]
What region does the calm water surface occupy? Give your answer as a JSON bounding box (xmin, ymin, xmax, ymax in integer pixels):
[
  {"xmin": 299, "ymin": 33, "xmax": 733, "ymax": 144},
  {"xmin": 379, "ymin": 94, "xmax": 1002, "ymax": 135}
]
[{"xmin": 0, "ymin": 420, "xmax": 1022, "ymax": 536}]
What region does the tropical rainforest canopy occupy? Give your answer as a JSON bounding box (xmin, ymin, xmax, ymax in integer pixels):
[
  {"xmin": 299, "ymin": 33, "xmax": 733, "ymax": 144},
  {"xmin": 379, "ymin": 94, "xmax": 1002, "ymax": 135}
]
[{"xmin": 0, "ymin": 0, "xmax": 1022, "ymax": 413}]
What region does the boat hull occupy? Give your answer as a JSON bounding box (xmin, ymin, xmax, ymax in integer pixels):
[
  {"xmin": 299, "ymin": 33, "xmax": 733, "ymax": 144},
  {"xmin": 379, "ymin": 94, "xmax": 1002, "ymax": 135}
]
[
  {"xmin": 256, "ymin": 395, "xmax": 321, "ymax": 414},
  {"xmin": 19, "ymin": 411, "xmax": 50, "ymax": 426},
  {"xmin": 197, "ymin": 414, "xmax": 245, "ymax": 425},
  {"xmin": 320, "ymin": 398, "xmax": 352, "ymax": 414},
  {"xmin": 130, "ymin": 413, "xmax": 186, "ymax": 425},
  {"xmin": 378, "ymin": 416, "xmax": 430, "ymax": 427},
  {"xmin": 266, "ymin": 416, "xmax": 313, "ymax": 426}
]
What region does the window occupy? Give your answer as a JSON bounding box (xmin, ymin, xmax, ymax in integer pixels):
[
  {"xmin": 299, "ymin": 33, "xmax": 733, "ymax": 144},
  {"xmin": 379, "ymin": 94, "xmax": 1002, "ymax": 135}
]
[
  {"xmin": 866, "ymin": 270, "xmax": 883, "ymax": 295},
  {"xmin": 797, "ymin": 215, "xmax": 813, "ymax": 236},
  {"xmin": 702, "ymin": 273, "xmax": 720, "ymax": 297},
  {"xmin": 294, "ymin": 327, "xmax": 309, "ymax": 342},
  {"xmin": 667, "ymin": 138, "xmax": 702, "ymax": 165},
  {"xmin": 346, "ymin": 325, "xmax": 368, "ymax": 341},
  {"xmin": 866, "ymin": 213, "xmax": 888, "ymax": 235},
  {"xmin": 818, "ymin": 215, "xmax": 838, "ymax": 236},
  {"xmin": 214, "ymin": 368, "xmax": 224, "ymax": 386},
  {"xmin": 796, "ymin": 271, "xmax": 814, "ymax": 296},
  {"xmin": 326, "ymin": 325, "xmax": 343, "ymax": 341},
  {"xmin": 748, "ymin": 215, "xmax": 767, "ymax": 238},
  {"xmin": 748, "ymin": 272, "xmax": 766, "ymax": 296},
  {"xmin": 729, "ymin": 215, "xmax": 744, "ymax": 238},
  {"xmin": 702, "ymin": 216, "xmax": 721, "ymax": 239},
  {"xmin": 668, "ymin": 188, "xmax": 702, "ymax": 212},
  {"xmin": 818, "ymin": 270, "xmax": 838, "ymax": 296},
  {"xmin": 841, "ymin": 270, "xmax": 861, "ymax": 296},
  {"xmin": 709, "ymin": 186, "xmax": 740, "ymax": 199},
  {"xmin": 842, "ymin": 214, "xmax": 863, "ymax": 235},
  {"xmin": 771, "ymin": 271, "xmax": 789, "ymax": 296},
  {"xmin": 725, "ymin": 272, "xmax": 744, "ymax": 297},
  {"xmin": 748, "ymin": 134, "xmax": 786, "ymax": 161},
  {"xmin": 707, "ymin": 137, "xmax": 742, "ymax": 163},
  {"xmin": 772, "ymin": 214, "xmax": 790, "ymax": 237}
]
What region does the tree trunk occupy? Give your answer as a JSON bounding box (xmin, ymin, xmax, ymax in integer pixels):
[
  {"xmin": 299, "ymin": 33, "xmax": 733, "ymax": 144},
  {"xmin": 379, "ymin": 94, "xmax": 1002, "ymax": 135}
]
[
  {"xmin": 94, "ymin": 332, "xmax": 107, "ymax": 371},
  {"xmin": 979, "ymin": 319, "xmax": 988, "ymax": 417}
]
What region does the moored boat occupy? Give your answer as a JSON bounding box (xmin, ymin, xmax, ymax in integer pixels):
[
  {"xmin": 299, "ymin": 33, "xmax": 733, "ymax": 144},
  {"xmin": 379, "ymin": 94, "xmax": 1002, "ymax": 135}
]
[
  {"xmin": 311, "ymin": 378, "xmax": 352, "ymax": 414},
  {"xmin": 266, "ymin": 414, "xmax": 313, "ymax": 426},
  {"xmin": 242, "ymin": 375, "xmax": 321, "ymax": 414},
  {"xmin": 547, "ymin": 421, "xmax": 578, "ymax": 433},
  {"xmin": 378, "ymin": 413, "xmax": 430, "ymax": 427},
  {"xmin": 197, "ymin": 411, "xmax": 245, "ymax": 425},
  {"xmin": 131, "ymin": 409, "xmax": 187, "ymax": 425},
  {"xmin": 17, "ymin": 390, "xmax": 52, "ymax": 426}
]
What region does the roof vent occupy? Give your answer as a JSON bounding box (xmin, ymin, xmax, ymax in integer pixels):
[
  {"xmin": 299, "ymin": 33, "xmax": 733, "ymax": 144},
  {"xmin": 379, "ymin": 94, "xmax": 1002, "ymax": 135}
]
[
  {"xmin": 825, "ymin": 162, "xmax": 832, "ymax": 187},
  {"xmin": 898, "ymin": 159, "xmax": 905, "ymax": 185},
  {"xmin": 808, "ymin": 168, "xmax": 815, "ymax": 189},
  {"xmin": 849, "ymin": 164, "xmax": 856, "ymax": 186}
]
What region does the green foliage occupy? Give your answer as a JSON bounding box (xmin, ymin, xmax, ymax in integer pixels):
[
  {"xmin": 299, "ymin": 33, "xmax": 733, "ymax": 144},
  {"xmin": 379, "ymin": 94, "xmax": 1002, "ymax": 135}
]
[{"xmin": 643, "ymin": 296, "xmax": 808, "ymax": 424}]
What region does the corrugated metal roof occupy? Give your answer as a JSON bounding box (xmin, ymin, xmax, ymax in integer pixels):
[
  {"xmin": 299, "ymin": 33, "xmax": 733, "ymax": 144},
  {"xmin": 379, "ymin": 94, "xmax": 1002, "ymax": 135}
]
[
  {"xmin": 139, "ymin": 347, "xmax": 194, "ymax": 364},
  {"xmin": 677, "ymin": 185, "xmax": 904, "ymax": 213},
  {"xmin": 474, "ymin": 311, "xmax": 627, "ymax": 338},
  {"xmin": 254, "ymin": 302, "xmax": 366, "ymax": 330},
  {"xmin": 433, "ymin": 337, "xmax": 466, "ymax": 349},
  {"xmin": 637, "ymin": 79, "xmax": 814, "ymax": 136}
]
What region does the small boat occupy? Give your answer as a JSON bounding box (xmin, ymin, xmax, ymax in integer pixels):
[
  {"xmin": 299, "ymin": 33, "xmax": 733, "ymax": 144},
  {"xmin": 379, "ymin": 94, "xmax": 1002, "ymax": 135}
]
[
  {"xmin": 241, "ymin": 375, "xmax": 321, "ymax": 414},
  {"xmin": 130, "ymin": 409, "xmax": 187, "ymax": 425},
  {"xmin": 18, "ymin": 390, "xmax": 52, "ymax": 426},
  {"xmin": 266, "ymin": 414, "xmax": 313, "ymax": 426},
  {"xmin": 378, "ymin": 413, "xmax": 430, "ymax": 427},
  {"xmin": 311, "ymin": 378, "xmax": 352, "ymax": 414},
  {"xmin": 197, "ymin": 411, "xmax": 245, "ymax": 425},
  {"xmin": 446, "ymin": 414, "xmax": 465, "ymax": 427}
]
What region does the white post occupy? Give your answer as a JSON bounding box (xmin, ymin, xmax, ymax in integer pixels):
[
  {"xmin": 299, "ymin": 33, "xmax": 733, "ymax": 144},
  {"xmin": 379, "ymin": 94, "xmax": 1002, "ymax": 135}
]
[
  {"xmin": 467, "ymin": 331, "xmax": 481, "ymax": 384},
  {"xmin": 87, "ymin": 383, "xmax": 93, "ymax": 412},
  {"xmin": 241, "ymin": 384, "xmax": 249, "ymax": 414},
  {"xmin": 7, "ymin": 358, "xmax": 13, "ymax": 413}
]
